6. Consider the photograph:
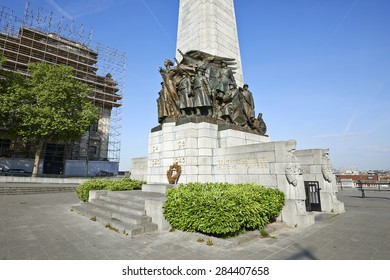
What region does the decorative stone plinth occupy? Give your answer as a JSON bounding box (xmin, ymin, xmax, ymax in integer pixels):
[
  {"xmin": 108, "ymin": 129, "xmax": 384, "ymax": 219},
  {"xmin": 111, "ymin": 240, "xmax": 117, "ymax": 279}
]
[{"xmin": 280, "ymin": 200, "xmax": 315, "ymax": 228}]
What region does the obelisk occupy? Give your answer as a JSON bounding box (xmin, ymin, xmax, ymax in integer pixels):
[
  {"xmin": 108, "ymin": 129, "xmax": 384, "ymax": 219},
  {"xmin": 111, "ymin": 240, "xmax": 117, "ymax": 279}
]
[{"xmin": 176, "ymin": 0, "xmax": 244, "ymax": 87}]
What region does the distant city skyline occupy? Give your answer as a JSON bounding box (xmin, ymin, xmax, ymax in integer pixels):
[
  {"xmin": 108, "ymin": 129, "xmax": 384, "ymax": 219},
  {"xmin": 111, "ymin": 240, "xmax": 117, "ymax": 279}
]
[{"xmin": 2, "ymin": 0, "xmax": 389, "ymax": 171}]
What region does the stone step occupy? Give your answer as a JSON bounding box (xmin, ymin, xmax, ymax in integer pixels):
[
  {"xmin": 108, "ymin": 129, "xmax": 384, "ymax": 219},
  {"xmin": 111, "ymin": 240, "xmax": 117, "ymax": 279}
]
[
  {"xmin": 91, "ymin": 198, "xmax": 146, "ymax": 216},
  {"xmin": 72, "ymin": 190, "xmax": 165, "ymax": 236},
  {"xmin": 72, "ymin": 204, "xmax": 157, "ymax": 236},
  {"xmin": 77, "ymin": 202, "xmax": 151, "ymax": 225},
  {"xmin": 98, "ymin": 193, "xmax": 145, "ymax": 208},
  {"xmin": 107, "ymin": 190, "xmax": 166, "ymax": 200}
]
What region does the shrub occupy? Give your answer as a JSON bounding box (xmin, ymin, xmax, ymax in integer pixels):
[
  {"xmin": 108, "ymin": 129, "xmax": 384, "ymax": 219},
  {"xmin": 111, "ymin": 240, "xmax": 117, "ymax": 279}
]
[
  {"xmin": 163, "ymin": 182, "xmax": 285, "ymax": 237},
  {"xmin": 76, "ymin": 178, "xmax": 145, "ymax": 202},
  {"xmin": 76, "ymin": 179, "xmax": 111, "ymax": 202}
]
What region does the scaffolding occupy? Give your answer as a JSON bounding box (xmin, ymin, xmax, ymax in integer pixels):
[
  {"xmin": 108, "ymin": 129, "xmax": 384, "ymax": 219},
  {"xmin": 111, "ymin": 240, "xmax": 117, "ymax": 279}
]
[{"xmin": 0, "ymin": 2, "xmax": 126, "ymax": 163}]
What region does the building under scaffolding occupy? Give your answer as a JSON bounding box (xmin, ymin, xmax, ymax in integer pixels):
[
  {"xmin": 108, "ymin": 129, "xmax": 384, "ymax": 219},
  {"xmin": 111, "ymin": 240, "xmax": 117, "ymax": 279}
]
[{"xmin": 0, "ymin": 3, "xmax": 126, "ymax": 176}]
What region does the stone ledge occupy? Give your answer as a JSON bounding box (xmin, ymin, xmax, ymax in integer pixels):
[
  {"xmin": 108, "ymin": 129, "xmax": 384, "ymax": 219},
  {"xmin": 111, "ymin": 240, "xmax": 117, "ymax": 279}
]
[
  {"xmin": 163, "ymin": 221, "xmax": 288, "ymax": 249},
  {"xmin": 218, "ymin": 123, "xmax": 266, "ymax": 136},
  {"xmin": 151, "ymin": 116, "xmax": 269, "ymax": 137}
]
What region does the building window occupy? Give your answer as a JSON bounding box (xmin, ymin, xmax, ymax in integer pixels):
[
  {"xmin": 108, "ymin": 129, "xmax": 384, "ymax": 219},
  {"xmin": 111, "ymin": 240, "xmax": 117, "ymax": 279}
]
[
  {"xmin": 0, "ymin": 139, "xmax": 11, "ymax": 157},
  {"xmin": 88, "ymin": 146, "xmax": 97, "ymax": 155}
]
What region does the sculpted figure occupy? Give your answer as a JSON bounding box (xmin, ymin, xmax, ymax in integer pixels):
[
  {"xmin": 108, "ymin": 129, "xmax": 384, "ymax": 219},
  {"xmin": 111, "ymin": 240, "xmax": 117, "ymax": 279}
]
[
  {"xmin": 177, "ymin": 73, "xmax": 194, "ymax": 116},
  {"xmin": 159, "ymin": 59, "xmax": 180, "ymax": 118},
  {"xmin": 285, "ymin": 164, "xmax": 298, "ymax": 187},
  {"xmin": 220, "ymin": 83, "xmax": 248, "ymax": 126},
  {"xmin": 216, "ymin": 61, "xmax": 236, "ymax": 94},
  {"xmin": 192, "ymin": 69, "xmax": 212, "ymax": 116},
  {"xmin": 250, "ymin": 113, "xmax": 267, "ymax": 135},
  {"xmin": 322, "ymin": 165, "xmax": 333, "ymax": 183},
  {"xmin": 157, "ymin": 50, "xmax": 269, "ymax": 130},
  {"xmin": 285, "ymin": 163, "xmax": 302, "ymax": 187},
  {"xmin": 157, "ymin": 82, "xmax": 168, "ymax": 123},
  {"xmin": 242, "ymin": 84, "xmax": 255, "ymax": 118}
]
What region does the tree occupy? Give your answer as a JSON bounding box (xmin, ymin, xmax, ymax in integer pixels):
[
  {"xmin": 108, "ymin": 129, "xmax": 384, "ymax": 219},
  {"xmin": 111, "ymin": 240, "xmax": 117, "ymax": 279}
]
[
  {"xmin": 0, "ymin": 56, "xmax": 25, "ymax": 133},
  {"xmin": 8, "ymin": 62, "xmax": 98, "ymax": 177}
]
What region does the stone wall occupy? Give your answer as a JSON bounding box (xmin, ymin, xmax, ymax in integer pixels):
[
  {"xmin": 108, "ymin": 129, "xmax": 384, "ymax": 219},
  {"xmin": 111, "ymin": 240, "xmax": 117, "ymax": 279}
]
[
  {"xmin": 146, "ymin": 121, "xmax": 270, "ymax": 184},
  {"xmin": 130, "ymin": 157, "xmax": 148, "ymax": 181},
  {"xmin": 296, "ymin": 149, "xmax": 345, "ymax": 213},
  {"xmin": 137, "ymin": 121, "xmax": 315, "ymax": 228}
]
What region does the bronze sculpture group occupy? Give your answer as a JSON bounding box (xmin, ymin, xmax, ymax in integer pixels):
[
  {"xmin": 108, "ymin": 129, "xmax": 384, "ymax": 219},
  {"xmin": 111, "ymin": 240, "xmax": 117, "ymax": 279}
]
[{"xmin": 157, "ymin": 50, "xmax": 267, "ymax": 135}]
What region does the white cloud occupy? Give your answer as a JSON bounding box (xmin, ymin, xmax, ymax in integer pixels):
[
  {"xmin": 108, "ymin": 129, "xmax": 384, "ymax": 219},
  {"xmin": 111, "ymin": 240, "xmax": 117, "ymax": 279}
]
[{"xmin": 45, "ymin": 0, "xmax": 73, "ymax": 20}]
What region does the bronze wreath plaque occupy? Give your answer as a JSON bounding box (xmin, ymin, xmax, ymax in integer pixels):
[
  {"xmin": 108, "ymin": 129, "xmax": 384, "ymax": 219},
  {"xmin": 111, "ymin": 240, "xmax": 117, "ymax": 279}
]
[{"xmin": 167, "ymin": 162, "xmax": 182, "ymax": 184}]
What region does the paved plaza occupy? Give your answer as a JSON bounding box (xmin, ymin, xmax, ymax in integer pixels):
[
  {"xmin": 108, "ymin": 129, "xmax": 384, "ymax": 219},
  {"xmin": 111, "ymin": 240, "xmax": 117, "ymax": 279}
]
[{"xmin": 0, "ymin": 184, "xmax": 389, "ymax": 260}]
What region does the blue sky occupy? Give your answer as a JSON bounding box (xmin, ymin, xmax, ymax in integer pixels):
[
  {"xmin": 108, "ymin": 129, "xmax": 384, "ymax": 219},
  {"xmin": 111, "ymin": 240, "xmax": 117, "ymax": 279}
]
[{"xmin": 2, "ymin": 0, "xmax": 390, "ymax": 172}]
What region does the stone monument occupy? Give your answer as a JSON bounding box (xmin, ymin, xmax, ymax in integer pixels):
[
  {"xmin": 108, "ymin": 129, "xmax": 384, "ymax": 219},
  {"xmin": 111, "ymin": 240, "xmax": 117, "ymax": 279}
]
[
  {"xmin": 176, "ymin": 0, "xmax": 244, "ymax": 87},
  {"xmin": 131, "ymin": 0, "xmax": 344, "ymax": 229}
]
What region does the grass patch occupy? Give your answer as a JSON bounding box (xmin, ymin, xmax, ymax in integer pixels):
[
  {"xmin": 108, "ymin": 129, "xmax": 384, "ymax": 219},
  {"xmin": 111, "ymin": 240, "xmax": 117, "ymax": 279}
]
[
  {"xmin": 260, "ymin": 228, "xmax": 270, "ymax": 238},
  {"xmin": 105, "ymin": 223, "xmax": 119, "ymax": 233},
  {"xmin": 197, "ymin": 237, "xmax": 204, "ymax": 243}
]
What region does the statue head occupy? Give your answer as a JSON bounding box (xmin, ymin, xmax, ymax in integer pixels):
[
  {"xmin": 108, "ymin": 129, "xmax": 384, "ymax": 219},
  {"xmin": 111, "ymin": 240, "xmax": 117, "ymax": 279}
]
[
  {"xmin": 286, "ymin": 140, "xmax": 297, "ymax": 155},
  {"xmin": 164, "ymin": 59, "xmax": 174, "ymax": 69},
  {"xmin": 322, "ymin": 149, "xmax": 330, "ymax": 159}
]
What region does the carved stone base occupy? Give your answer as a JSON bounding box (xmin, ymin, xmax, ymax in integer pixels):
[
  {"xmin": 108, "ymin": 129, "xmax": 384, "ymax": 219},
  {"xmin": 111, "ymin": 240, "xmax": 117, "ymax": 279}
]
[
  {"xmin": 279, "ymin": 200, "xmax": 315, "ymax": 228},
  {"xmin": 131, "ymin": 121, "xmax": 345, "ymax": 230},
  {"xmin": 320, "ymin": 193, "xmax": 346, "ymax": 214}
]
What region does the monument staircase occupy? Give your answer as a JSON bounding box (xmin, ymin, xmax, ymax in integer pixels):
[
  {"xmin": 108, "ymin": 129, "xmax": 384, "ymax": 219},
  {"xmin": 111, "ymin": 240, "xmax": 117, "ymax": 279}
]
[{"xmin": 71, "ymin": 189, "xmax": 166, "ymax": 237}]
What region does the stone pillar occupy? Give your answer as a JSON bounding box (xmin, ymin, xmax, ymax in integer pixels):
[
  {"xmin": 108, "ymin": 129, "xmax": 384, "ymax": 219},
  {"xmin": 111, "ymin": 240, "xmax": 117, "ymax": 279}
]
[
  {"xmin": 146, "ymin": 121, "xmax": 220, "ymax": 184},
  {"xmin": 275, "ymin": 140, "xmax": 315, "ymax": 228},
  {"xmin": 296, "ymin": 149, "xmax": 345, "ymax": 214},
  {"xmin": 176, "ymin": 0, "xmax": 244, "ymax": 87}
]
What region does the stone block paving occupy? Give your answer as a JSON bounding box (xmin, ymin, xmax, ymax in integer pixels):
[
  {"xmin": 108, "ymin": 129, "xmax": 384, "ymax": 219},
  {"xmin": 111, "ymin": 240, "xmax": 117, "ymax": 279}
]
[{"xmin": 0, "ymin": 186, "xmax": 389, "ymax": 260}]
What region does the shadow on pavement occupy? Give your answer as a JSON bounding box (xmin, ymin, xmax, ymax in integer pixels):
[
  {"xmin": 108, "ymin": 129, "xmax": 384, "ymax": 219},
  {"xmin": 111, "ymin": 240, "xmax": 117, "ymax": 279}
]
[{"xmin": 286, "ymin": 244, "xmax": 318, "ymax": 260}]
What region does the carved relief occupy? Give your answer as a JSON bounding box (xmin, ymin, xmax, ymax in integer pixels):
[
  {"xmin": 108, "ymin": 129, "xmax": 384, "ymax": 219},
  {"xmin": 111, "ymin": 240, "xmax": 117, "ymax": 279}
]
[
  {"xmin": 285, "ymin": 163, "xmax": 302, "ymax": 187},
  {"xmin": 322, "ymin": 165, "xmax": 333, "ymax": 183}
]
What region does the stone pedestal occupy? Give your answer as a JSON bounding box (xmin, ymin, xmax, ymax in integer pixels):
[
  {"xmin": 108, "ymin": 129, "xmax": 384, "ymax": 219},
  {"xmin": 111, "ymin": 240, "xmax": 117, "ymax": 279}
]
[
  {"xmin": 140, "ymin": 120, "xmax": 315, "ymax": 228},
  {"xmin": 147, "ymin": 120, "xmax": 270, "ymax": 184}
]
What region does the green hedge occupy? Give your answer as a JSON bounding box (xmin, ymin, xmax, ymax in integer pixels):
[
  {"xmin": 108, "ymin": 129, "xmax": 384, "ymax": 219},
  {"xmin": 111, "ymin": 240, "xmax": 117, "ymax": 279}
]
[
  {"xmin": 76, "ymin": 178, "xmax": 145, "ymax": 202},
  {"xmin": 163, "ymin": 182, "xmax": 285, "ymax": 237}
]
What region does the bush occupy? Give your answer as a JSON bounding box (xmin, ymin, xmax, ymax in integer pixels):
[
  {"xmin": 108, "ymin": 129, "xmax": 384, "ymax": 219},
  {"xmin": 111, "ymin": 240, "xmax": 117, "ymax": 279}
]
[
  {"xmin": 163, "ymin": 182, "xmax": 285, "ymax": 237},
  {"xmin": 76, "ymin": 178, "xmax": 145, "ymax": 202}
]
